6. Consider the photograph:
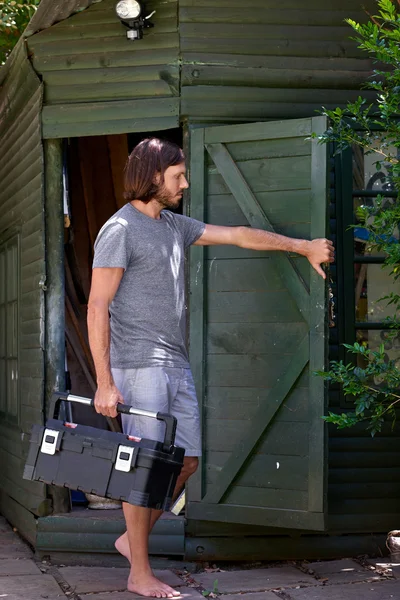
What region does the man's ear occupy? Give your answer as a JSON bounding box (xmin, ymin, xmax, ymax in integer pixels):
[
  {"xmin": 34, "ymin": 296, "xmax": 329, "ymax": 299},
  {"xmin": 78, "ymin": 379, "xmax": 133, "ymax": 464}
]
[{"xmin": 153, "ymin": 171, "xmax": 161, "ymax": 185}]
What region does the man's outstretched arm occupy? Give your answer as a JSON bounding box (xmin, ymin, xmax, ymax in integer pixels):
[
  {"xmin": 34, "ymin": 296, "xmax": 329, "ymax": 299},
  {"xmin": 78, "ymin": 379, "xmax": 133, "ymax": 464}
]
[{"xmin": 194, "ymin": 224, "xmax": 334, "ymax": 279}]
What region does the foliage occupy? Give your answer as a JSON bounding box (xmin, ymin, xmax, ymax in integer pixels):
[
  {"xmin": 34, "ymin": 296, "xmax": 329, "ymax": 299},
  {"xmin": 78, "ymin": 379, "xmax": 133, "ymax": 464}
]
[
  {"xmin": 315, "ymin": 342, "xmax": 400, "ymax": 436},
  {"xmin": 0, "ymin": 0, "xmax": 40, "ymax": 64},
  {"xmin": 202, "ymin": 580, "xmax": 219, "ymax": 597},
  {"xmin": 312, "ymin": 0, "xmax": 400, "ymax": 435}
]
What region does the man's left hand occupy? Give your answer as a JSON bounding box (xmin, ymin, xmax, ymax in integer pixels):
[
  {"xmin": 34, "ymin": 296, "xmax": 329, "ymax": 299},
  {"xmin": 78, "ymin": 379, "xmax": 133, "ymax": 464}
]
[{"xmin": 305, "ymin": 238, "xmax": 335, "ymax": 279}]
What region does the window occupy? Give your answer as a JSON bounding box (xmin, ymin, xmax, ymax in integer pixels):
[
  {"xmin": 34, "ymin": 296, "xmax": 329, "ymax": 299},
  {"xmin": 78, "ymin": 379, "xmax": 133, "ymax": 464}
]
[
  {"xmin": 336, "ymin": 141, "xmax": 400, "ymax": 394},
  {"xmin": 0, "ymin": 234, "xmax": 20, "ymax": 421},
  {"xmin": 352, "ymin": 143, "xmax": 400, "ymax": 370}
]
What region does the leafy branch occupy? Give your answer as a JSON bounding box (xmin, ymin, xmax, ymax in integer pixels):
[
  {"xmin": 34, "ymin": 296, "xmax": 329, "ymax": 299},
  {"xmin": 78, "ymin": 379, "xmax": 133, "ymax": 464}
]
[
  {"xmin": 313, "ymin": 0, "xmax": 400, "ymax": 435},
  {"xmin": 0, "ymin": 1, "xmax": 40, "ymax": 64},
  {"xmin": 316, "ymin": 342, "xmax": 400, "ymax": 436}
]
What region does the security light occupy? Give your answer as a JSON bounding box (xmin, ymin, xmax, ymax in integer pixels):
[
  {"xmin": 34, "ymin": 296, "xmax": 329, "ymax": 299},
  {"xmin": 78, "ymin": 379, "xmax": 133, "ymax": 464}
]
[
  {"xmin": 116, "ymin": 0, "xmax": 142, "ymax": 20},
  {"xmin": 115, "ymin": 0, "xmax": 155, "ymax": 40}
]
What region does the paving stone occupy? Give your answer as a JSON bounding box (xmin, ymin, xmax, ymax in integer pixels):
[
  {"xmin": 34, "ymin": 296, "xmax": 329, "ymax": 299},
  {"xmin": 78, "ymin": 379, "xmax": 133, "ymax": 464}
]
[
  {"xmin": 0, "ymin": 533, "xmax": 33, "ymax": 559},
  {"xmin": 304, "ymin": 559, "xmax": 376, "ymax": 583},
  {"xmin": 0, "ymin": 573, "xmax": 63, "ymax": 599},
  {"xmin": 219, "ymin": 593, "xmax": 283, "ymax": 600},
  {"xmin": 305, "ymin": 559, "xmax": 365, "ymax": 575},
  {"xmin": 285, "ymin": 580, "xmax": 400, "ymax": 600},
  {"xmin": 81, "ymin": 587, "xmax": 205, "ymax": 600},
  {"xmin": 0, "ymin": 559, "xmax": 42, "ymax": 576},
  {"xmin": 367, "ymin": 558, "xmax": 400, "ymax": 579},
  {"xmin": 59, "ymin": 566, "xmax": 184, "ymax": 593},
  {"xmin": 193, "ymin": 567, "xmax": 318, "ymax": 593}
]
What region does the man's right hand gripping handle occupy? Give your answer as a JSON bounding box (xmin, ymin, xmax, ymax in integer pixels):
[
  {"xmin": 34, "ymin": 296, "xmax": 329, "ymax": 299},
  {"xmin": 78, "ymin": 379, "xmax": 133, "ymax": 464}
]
[{"xmin": 94, "ymin": 384, "xmax": 124, "ymax": 419}]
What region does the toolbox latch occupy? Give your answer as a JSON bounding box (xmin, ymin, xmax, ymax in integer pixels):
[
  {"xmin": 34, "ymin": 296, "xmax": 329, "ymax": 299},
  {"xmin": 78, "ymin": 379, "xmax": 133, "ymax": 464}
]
[
  {"xmin": 115, "ymin": 445, "xmax": 137, "ymax": 472},
  {"xmin": 40, "ymin": 429, "xmax": 60, "ymax": 455}
]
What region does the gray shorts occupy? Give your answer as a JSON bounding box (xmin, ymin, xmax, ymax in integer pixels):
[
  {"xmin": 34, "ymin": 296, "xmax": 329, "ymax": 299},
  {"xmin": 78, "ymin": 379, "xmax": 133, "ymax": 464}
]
[{"xmin": 111, "ymin": 366, "xmax": 202, "ymax": 456}]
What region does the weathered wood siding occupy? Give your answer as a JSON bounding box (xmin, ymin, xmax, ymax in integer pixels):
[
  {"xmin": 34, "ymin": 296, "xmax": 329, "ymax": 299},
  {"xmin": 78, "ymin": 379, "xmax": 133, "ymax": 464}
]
[
  {"xmin": 181, "ymin": 0, "xmax": 400, "ymax": 542},
  {"xmin": 5, "ymin": 0, "xmax": 396, "ymax": 554},
  {"xmin": 26, "ymin": 0, "xmax": 179, "ymax": 138},
  {"xmin": 0, "ymin": 40, "xmax": 47, "ymax": 539},
  {"xmin": 180, "ymin": 0, "xmax": 376, "ymax": 121}
]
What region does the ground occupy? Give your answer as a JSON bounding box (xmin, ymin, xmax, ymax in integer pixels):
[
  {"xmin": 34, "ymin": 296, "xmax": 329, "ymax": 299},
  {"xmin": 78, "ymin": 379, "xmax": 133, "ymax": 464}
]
[{"xmin": 1, "ymin": 514, "xmax": 399, "ymax": 600}]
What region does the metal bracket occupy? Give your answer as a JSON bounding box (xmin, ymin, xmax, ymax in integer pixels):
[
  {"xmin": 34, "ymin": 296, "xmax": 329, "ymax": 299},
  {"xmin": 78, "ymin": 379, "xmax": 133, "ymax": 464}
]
[
  {"xmin": 115, "ymin": 445, "xmax": 135, "ymax": 472},
  {"xmin": 40, "ymin": 429, "xmax": 60, "ymax": 455}
]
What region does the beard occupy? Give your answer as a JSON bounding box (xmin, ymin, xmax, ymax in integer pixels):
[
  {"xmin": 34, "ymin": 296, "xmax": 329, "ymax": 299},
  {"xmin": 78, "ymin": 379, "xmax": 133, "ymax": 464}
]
[{"xmin": 153, "ymin": 183, "xmax": 182, "ymax": 210}]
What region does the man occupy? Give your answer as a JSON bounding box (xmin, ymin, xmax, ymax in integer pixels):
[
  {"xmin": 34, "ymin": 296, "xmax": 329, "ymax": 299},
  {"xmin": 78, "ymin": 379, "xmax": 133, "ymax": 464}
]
[{"xmin": 88, "ymin": 138, "xmax": 334, "ymax": 599}]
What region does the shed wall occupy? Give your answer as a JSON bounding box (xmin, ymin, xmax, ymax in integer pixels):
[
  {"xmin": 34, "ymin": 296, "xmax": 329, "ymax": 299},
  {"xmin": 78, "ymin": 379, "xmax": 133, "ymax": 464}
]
[
  {"xmin": 180, "ymin": 0, "xmax": 400, "ymax": 540},
  {"xmin": 26, "ymin": 0, "xmax": 179, "ymax": 138},
  {"xmin": 13, "ymin": 0, "xmax": 399, "ymax": 550},
  {"xmin": 180, "ymin": 0, "xmax": 376, "ymax": 122},
  {"xmin": 0, "ymin": 40, "xmax": 46, "ymax": 542}
]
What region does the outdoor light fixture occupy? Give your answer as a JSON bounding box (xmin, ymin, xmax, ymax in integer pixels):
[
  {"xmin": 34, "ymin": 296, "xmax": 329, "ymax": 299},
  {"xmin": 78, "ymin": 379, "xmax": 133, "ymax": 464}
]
[{"xmin": 115, "ymin": 0, "xmax": 155, "ymax": 40}]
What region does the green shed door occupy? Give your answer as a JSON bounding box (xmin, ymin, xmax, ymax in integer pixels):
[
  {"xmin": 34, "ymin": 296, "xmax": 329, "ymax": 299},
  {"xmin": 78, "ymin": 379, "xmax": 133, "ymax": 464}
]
[{"xmin": 188, "ymin": 117, "xmax": 329, "ymax": 531}]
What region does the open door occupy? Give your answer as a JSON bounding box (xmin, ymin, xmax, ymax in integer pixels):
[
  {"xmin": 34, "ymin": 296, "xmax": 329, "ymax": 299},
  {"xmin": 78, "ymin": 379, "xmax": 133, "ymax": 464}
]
[{"xmin": 187, "ymin": 117, "xmax": 329, "ymax": 531}]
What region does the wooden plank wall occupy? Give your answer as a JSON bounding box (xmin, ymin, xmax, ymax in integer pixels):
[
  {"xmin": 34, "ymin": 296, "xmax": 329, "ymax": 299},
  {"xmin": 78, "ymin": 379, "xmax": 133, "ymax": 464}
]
[
  {"xmin": 26, "ymin": 0, "xmax": 179, "ymax": 138},
  {"xmin": 180, "ymin": 0, "xmax": 376, "ymax": 122},
  {"xmin": 0, "ymin": 41, "xmax": 47, "ymax": 534},
  {"xmin": 13, "ymin": 0, "xmax": 398, "ymax": 549},
  {"xmin": 181, "ymin": 0, "xmax": 400, "ymax": 540}
]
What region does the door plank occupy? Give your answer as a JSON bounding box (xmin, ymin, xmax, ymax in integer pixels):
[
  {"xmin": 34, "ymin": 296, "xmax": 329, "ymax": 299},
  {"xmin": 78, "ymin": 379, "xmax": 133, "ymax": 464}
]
[
  {"xmin": 188, "ymin": 127, "xmax": 206, "ymax": 502},
  {"xmin": 224, "ymin": 486, "xmax": 308, "ymax": 511},
  {"xmin": 208, "ymin": 155, "xmax": 311, "ymax": 194},
  {"xmin": 207, "ymin": 320, "xmax": 308, "ymax": 355},
  {"xmin": 205, "ymin": 385, "xmax": 310, "ymax": 422},
  {"xmin": 206, "ymin": 453, "xmax": 309, "ymax": 490},
  {"xmin": 206, "ymin": 142, "xmax": 310, "ymax": 322},
  {"xmin": 307, "ymin": 117, "xmax": 329, "ymax": 512},
  {"xmin": 208, "ymin": 290, "xmax": 301, "ymax": 324},
  {"xmin": 205, "ymin": 420, "xmax": 310, "ymax": 456},
  {"xmin": 207, "ymin": 190, "xmax": 311, "ymax": 229},
  {"xmin": 202, "ymin": 334, "xmax": 309, "ymax": 504},
  {"xmin": 204, "ymin": 118, "xmax": 312, "ymax": 144},
  {"xmin": 187, "ymin": 502, "xmax": 325, "ymax": 530}
]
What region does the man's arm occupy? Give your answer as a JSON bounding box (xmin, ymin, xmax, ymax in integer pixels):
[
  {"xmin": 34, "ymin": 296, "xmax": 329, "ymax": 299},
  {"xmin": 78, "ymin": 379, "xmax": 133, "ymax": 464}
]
[
  {"xmin": 87, "ymin": 267, "xmax": 125, "ymax": 418},
  {"xmin": 194, "ymin": 224, "xmax": 334, "ymax": 279}
]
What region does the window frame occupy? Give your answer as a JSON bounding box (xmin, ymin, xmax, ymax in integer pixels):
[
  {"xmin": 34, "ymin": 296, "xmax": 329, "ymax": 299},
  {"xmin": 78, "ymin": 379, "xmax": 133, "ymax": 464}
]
[
  {"xmin": 0, "ymin": 229, "xmax": 21, "ymax": 426},
  {"xmin": 336, "ymin": 145, "xmax": 398, "ymax": 406}
]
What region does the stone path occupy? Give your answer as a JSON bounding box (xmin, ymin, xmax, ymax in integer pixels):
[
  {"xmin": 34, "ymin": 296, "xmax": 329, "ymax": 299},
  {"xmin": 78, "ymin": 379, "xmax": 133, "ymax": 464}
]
[{"xmin": 0, "ymin": 515, "xmax": 399, "ymax": 600}]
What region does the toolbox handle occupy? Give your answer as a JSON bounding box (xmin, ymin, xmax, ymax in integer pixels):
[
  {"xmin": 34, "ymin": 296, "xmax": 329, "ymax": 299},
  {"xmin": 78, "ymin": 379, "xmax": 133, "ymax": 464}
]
[{"xmin": 50, "ymin": 392, "xmax": 177, "ymax": 453}]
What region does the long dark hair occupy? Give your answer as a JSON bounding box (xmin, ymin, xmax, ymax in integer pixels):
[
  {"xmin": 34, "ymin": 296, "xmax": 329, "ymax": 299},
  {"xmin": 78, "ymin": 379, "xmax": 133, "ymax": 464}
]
[{"xmin": 124, "ymin": 138, "xmax": 185, "ymax": 203}]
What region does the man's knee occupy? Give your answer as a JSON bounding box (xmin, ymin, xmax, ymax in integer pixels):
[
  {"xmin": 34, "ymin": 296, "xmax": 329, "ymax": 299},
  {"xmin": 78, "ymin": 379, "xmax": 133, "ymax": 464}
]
[{"xmin": 183, "ymin": 456, "xmax": 199, "ymax": 476}]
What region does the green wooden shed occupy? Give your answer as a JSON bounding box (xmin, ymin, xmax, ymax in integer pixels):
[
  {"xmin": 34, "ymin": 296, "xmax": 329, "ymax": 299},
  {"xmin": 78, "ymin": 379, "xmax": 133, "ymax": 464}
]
[{"xmin": 0, "ymin": 0, "xmax": 399, "ymax": 563}]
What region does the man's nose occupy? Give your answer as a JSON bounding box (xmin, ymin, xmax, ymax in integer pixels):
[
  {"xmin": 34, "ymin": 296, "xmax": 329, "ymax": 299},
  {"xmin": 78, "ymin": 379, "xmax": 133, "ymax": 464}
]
[{"xmin": 181, "ymin": 176, "xmax": 189, "ymax": 189}]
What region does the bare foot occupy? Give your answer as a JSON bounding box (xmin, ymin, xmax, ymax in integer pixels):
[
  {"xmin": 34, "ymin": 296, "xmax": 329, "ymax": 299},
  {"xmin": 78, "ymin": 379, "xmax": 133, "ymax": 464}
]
[
  {"xmin": 115, "ymin": 532, "xmax": 131, "ymax": 563},
  {"xmin": 128, "ymin": 574, "xmax": 181, "ymax": 598}
]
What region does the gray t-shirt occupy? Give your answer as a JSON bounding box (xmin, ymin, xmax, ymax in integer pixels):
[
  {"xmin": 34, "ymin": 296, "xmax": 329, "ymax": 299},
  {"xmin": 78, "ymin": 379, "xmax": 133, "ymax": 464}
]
[{"xmin": 92, "ymin": 203, "xmax": 205, "ymax": 369}]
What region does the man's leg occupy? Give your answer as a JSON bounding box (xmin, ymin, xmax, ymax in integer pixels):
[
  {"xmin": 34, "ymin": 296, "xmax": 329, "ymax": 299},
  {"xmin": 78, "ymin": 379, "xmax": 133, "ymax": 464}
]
[
  {"xmin": 115, "ymin": 456, "xmax": 198, "ymax": 563},
  {"xmin": 123, "ymin": 503, "xmax": 180, "ymax": 598},
  {"xmin": 113, "ymin": 366, "xmax": 201, "ymax": 596}
]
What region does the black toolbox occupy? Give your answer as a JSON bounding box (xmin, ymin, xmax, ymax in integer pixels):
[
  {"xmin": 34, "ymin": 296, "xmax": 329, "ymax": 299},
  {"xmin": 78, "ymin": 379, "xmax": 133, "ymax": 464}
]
[{"xmin": 23, "ymin": 392, "xmax": 185, "ymax": 511}]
